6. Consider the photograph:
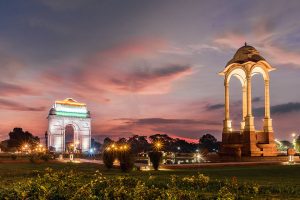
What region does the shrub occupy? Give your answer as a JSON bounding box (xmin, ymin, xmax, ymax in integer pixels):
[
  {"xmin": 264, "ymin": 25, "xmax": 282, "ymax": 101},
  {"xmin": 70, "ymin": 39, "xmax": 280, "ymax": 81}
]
[
  {"xmin": 118, "ymin": 151, "xmax": 134, "ymax": 172},
  {"xmin": 217, "ymin": 186, "xmax": 235, "ymax": 200},
  {"xmin": 148, "ymin": 151, "xmax": 163, "ymax": 170},
  {"xmin": 10, "ymin": 154, "xmax": 17, "ymax": 160},
  {"xmin": 28, "ymin": 154, "xmax": 39, "ymax": 163},
  {"xmin": 40, "ymin": 154, "xmax": 51, "ymax": 162},
  {"xmin": 103, "ymin": 150, "xmax": 115, "ymax": 169}
]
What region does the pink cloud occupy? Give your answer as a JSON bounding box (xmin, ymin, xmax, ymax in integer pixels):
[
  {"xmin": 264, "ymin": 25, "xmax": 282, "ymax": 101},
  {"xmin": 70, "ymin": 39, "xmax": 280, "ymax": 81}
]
[
  {"xmin": 213, "ymin": 21, "xmax": 300, "ymax": 67},
  {"xmin": 42, "ymin": 38, "xmax": 194, "ymax": 95}
]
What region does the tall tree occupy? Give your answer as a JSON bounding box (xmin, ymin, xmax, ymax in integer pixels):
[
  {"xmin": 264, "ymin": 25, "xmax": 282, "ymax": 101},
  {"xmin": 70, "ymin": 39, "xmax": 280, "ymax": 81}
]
[
  {"xmin": 128, "ymin": 135, "xmax": 150, "ymax": 154},
  {"xmin": 199, "ymin": 134, "xmax": 219, "ymax": 152}
]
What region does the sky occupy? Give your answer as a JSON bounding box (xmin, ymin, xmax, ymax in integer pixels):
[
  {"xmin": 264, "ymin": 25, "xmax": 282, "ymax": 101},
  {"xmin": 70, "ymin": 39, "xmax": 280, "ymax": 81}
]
[{"xmin": 0, "ymin": 0, "xmax": 299, "ymax": 142}]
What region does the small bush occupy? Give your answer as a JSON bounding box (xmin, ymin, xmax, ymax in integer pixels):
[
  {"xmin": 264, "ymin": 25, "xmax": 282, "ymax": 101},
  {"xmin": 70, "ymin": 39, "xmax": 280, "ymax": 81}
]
[
  {"xmin": 10, "ymin": 154, "xmax": 17, "ymax": 160},
  {"xmin": 28, "ymin": 154, "xmax": 39, "ymax": 164},
  {"xmin": 103, "ymin": 151, "xmax": 115, "ymax": 169},
  {"xmin": 40, "ymin": 154, "xmax": 51, "ymax": 162},
  {"xmin": 118, "ymin": 151, "xmax": 134, "ymax": 172},
  {"xmin": 148, "ymin": 151, "xmax": 163, "ymax": 170}
]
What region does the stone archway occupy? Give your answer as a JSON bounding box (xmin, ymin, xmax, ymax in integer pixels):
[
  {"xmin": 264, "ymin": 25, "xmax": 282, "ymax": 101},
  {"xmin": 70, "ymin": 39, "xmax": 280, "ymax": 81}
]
[
  {"xmin": 219, "ymin": 44, "xmax": 277, "ymax": 157},
  {"xmin": 47, "ymin": 98, "xmax": 91, "ymax": 153}
]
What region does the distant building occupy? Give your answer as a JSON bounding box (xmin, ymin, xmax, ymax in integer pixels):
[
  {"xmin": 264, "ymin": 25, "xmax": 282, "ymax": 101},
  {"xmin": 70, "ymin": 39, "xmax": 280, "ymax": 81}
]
[{"xmin": 47, "ymin": 98, "xmax": 91, "ymax": 153}]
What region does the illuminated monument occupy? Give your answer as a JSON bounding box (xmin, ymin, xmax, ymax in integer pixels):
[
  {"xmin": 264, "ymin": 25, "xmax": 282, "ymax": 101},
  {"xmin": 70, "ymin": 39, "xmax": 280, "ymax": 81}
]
[
  {"xmin": 219, "ymin": 44, "xmax": 277, "ymax": 157},
  {"xmin": 47, "ymin": 98, "xmax": 91, "ymax": 152}
]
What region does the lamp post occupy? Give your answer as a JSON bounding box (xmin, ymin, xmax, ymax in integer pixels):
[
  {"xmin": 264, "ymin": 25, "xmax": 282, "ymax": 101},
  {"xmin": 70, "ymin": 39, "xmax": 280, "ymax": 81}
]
[{"xmin": 154, "ymin": 141, "xmax": 162, "ymax": 151}]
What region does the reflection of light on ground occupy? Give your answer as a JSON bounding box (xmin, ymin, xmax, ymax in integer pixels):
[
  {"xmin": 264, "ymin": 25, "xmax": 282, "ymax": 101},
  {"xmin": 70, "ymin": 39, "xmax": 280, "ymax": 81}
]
[
  {"xmin": 140, "ymin": 166, "xmax": 151, "ymax": 171},
  {"xmin": 282, "ymin": 161, "xmax": 299, "ymax": 165},
  {"xmin": 140, "ymin": 166, "xmax": 173, "ymax": 171}
]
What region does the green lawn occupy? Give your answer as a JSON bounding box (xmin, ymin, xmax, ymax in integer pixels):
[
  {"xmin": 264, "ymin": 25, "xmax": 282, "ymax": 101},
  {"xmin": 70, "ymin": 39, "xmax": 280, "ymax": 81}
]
[{"xmin": 0, "ymin": 161, "xmax": 299, "ymax": 187}]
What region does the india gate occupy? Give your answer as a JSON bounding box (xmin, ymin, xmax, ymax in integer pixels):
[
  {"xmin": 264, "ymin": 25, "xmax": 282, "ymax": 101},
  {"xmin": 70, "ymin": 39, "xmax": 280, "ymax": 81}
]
[
  {"xmin": 47, "ymin": 98, "xmax": 91, "ymax": 153},
  {"xmin": 219, "ymin": 44, "xmax": 277, "ymax": 157}
]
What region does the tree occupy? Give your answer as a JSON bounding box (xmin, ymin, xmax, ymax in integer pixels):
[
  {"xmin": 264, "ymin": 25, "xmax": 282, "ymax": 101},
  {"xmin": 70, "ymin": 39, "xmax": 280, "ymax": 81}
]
[
  {"xmin": 173, "ymin": 138, "xmax": 198, "ymax": 153},
  {"xmin": 148, "ymin": 151, "xmax": 163, "ymax": 170},
  {"xmin": 199, "ymin": 134, "xmax": 219, "ymax": 152},
  {"xmin": 149, "ymin": 134, "xmax": 175, "ymax": 152},
  {"xmin": 277, "ymin": 140, "xmax": 293, "ymax": 151},
  {"xmin": 103, "ymin": 150, "xmax": 115, "ymax": 169},
  {"xmin": 7, "ymin": 128, "xmax": 40, "ymax": 150},
  {"xmin": 128, "ymin": 135, "xmax": 151, "ymax": 154},
  {"xmin": 118, "ymin": 149, "xmax": 134, "ymax": 172},
  {"xmin": 295, "ymin": 136, "xmax": 300, "ymax": 152},
  {"xmin": 102, "ymin": 137, "xmax": 113, "ymax": 151}
]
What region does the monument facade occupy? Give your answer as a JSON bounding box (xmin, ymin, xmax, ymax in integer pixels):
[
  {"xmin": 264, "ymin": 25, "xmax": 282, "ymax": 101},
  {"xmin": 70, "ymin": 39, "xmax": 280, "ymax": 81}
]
[
  {"xmin": 47, "ymin": 98, "xmax": 91, "ymax": 153},
  {"xmin": 219, "ymin": 44, "xmax": 277, "ymax": 156}
]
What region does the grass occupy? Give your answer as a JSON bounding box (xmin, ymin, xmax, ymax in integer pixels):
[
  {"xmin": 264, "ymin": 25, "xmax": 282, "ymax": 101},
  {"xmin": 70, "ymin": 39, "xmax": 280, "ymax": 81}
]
[{"xmin": 0, "ymin": 161, "xmax": 300, "ymax": 187}]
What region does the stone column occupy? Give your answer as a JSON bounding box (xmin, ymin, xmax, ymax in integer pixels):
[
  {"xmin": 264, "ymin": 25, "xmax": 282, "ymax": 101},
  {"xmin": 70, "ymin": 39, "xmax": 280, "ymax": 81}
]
[
  {"xmin": 263, "ymin": 80, "xmax": 273, "ymax": 132},
  {"xmin": 264, "ymin": 80, "xmax": 270, "ymax": 118},
  {"xmin": 241, "ymin": 85, "xmax": 247, "ymax": 130},
  {"xmin": 244, "ymin": 76, "xmax": 255, "ymax": 131},
  {"xmin": 225, "ymin": 82, "xmax": 230, "ymax": 120},
  {"xmin": 223, "ymin": 82, "xmax": 232, "ymax": 133}
]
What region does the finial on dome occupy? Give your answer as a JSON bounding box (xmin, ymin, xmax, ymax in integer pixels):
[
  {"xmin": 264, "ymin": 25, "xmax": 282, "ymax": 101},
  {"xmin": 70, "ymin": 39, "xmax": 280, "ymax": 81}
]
[{"xmin": 244, "ymin": 42, "xmax": 247, "ymax": 46}]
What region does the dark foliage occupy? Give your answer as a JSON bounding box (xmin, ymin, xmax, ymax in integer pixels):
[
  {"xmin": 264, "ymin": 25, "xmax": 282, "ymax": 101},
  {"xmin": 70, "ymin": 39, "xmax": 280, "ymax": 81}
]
[
  {"xmin": 7, "ymin": 128, "xmax": 39, "ymax": 150},
  {"xmin": 148, "ymin": 151, "xmax": 163, "ymax": 170},
  {"xmin": 199, "ymin": 134, "xmax": 219, "ymax": 152},
  {"xmin": 10, "ymin": 154, "xmax": 17, "ymax": 160},
  {"xmin": 118, "ymin": 151, "xmax": 134, "ymax": 172},
  {"xmin": 128, "ymin": 135, "xmax": 151, "ymax": 154},
  {"xmin": 103, "ymin": 151, "xmax": 115, "ymax": 169}
]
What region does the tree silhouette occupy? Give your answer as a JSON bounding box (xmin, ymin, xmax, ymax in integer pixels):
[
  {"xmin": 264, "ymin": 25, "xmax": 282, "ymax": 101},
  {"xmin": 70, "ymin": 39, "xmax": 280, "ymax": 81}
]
[{"xmin": 7, "ymin": 127, "xmax": 39, "ymax": 149}]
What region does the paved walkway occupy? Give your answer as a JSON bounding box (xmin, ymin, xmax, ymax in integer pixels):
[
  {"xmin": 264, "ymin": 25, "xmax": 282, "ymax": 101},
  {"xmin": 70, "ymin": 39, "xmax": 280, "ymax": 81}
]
[
  {"xmin": 57, "ymin": 158, "xmax": 299, "ymax": 168},
  {"xmin": 57, "ymin": 158, "xmax": 103, "ymax": 164}
]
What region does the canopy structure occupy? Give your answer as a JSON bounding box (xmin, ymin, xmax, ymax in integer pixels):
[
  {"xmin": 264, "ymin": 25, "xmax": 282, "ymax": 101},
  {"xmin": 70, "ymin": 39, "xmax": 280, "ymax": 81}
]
[{"xmin": 219, "ymin": 44, "xmax": 277, "ymax": 157}]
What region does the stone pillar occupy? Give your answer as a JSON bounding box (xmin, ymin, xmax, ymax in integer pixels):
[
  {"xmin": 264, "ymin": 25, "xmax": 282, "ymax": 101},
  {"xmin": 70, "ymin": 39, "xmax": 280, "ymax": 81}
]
[
  {"xmin": 244, "ymin": 76, "xmax": 255, "ymax": 131},
  {"xmin": 223, "ymin": 82, "xmax": 232, "ymax": 133},
  {"xmin": 263, "ymin": 80, "xmax": 273, "ymax": 132},
  {"xmin": 240, "ymin": 85, "xmax": 247, "ymax": 130}
]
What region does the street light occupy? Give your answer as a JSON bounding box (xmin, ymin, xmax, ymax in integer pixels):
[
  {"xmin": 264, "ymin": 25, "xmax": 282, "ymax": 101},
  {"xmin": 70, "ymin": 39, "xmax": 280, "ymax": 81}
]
[{"xmin": 154, "ymin": 141, "xmax": 163, "ymax": 151}]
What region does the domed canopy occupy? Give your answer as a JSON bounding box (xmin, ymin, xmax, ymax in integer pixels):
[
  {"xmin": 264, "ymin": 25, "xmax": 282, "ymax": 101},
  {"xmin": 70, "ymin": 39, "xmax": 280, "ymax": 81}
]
[{"xmin": 226, "ymin": 44, "xmax": 265, "ymax": 66}]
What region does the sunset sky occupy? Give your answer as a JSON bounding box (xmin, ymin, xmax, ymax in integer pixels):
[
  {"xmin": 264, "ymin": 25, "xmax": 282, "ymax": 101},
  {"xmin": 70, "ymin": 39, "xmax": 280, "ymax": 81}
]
[{"xmin": 0, "ymin": 0, "xmax": 299, "ymax": 142}]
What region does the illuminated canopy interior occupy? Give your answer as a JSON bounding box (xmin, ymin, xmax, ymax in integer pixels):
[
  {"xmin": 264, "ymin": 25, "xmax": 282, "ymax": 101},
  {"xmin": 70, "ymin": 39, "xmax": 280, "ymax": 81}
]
[{"xmin": 50, "ymin": 98, "xmax": 90, "ymax": 118}]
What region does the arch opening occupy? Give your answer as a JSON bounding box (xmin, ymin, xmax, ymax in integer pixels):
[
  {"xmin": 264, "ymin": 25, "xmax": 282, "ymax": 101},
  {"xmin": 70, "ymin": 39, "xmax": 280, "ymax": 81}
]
[
  {"xmin": 229, "ymin": 77, "xmax": 244, "ymax": 130},
  {"xmin": 251, "ymin": 73, "xmax": 266, "ymax": 131},
  {"xmin": 65, "ymin": 124, "xmax": 75, "ymax": 152}
]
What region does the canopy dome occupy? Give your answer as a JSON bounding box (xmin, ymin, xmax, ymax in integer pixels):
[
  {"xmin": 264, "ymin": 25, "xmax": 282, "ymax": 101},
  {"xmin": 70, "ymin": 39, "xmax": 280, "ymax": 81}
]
[{"xmin": 226, "ymin": 44, "xmax": 265, "ymax": 66}]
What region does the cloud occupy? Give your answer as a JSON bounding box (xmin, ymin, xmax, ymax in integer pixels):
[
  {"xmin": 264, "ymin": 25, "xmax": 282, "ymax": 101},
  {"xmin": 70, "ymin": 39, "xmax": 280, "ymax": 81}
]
[
  {"xmin": 108, "ymin": 64, "xmax": 193, "ymax": 94},
  {"xmin": 42, "ymin": 38, "xmax": 193, "ymax": 95},
  {"xmin": 0, "ymin": 81, "xmax": 37, "ymax": 96},
  {"xmin": 212, "ymin": 21, "xmax": 300, "ymax": 67},
  {"xmin": 206, "ymin": 103, "xmax": 224, "ymax": 111},
  {"xmin": 254, "ymin": 102, "xmax": 300, "ymax": 117},
  {"xmin": 119, "ymin": 118, "xmax": 221, "ymax": 126},
  {"xmin": 206, "ymin": 97, "xmax": 262, "ymax": 111},
  {"xmin": 0, "ymin": 99, "xmax": 46, "ymax": 111}
]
